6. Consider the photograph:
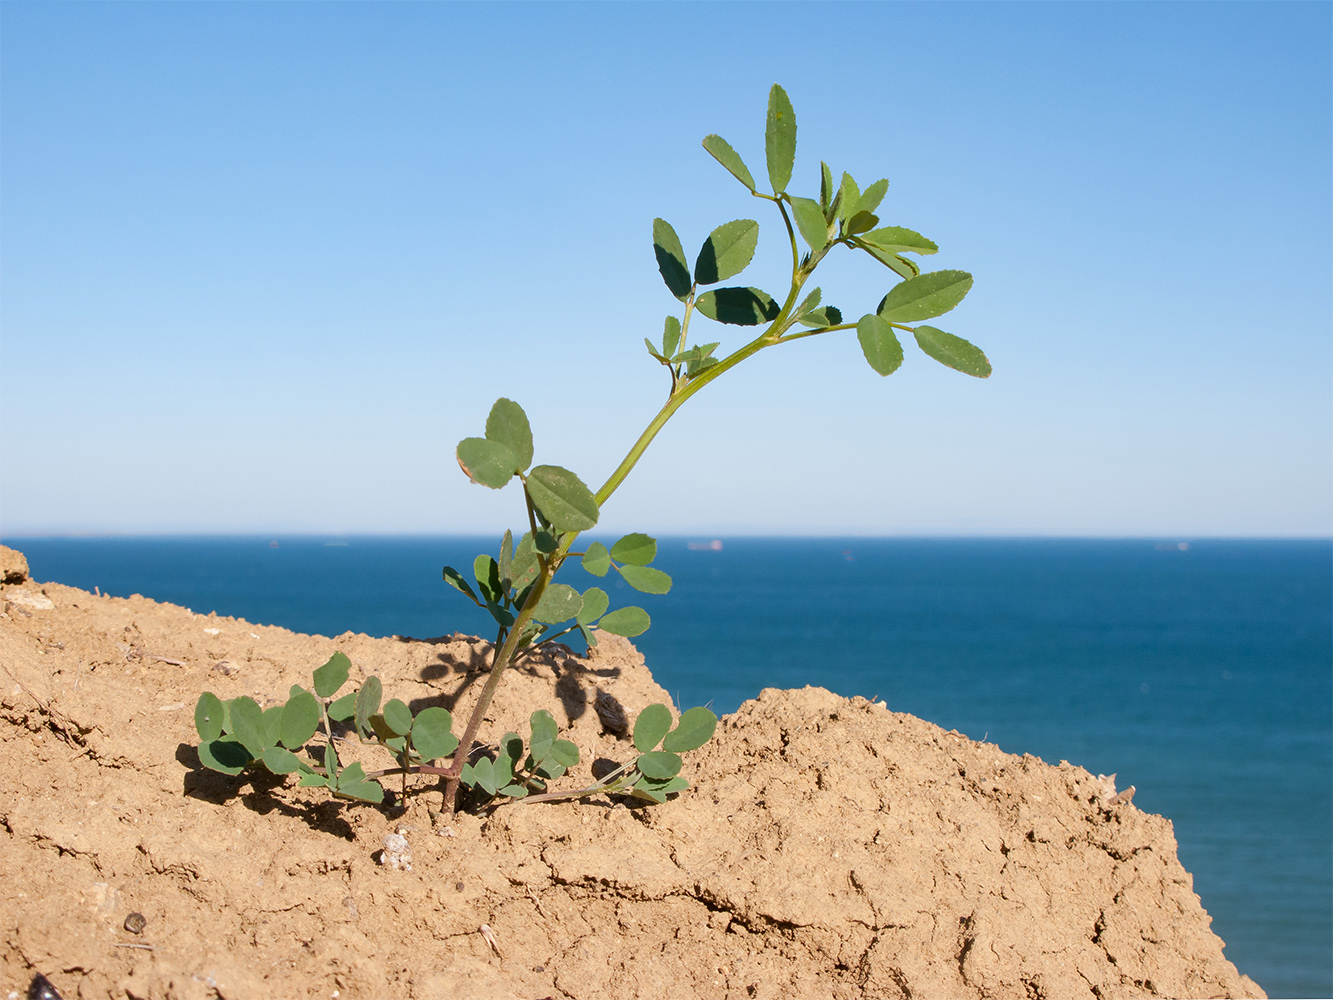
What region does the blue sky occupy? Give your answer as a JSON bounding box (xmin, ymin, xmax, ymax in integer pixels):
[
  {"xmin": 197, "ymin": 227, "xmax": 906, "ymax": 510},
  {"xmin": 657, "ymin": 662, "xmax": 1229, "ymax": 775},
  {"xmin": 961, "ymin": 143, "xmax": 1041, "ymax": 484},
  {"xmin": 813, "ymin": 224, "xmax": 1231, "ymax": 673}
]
[{"xmin": 2, "ymin": 2, "xmax": 1329, "ymax": 537}]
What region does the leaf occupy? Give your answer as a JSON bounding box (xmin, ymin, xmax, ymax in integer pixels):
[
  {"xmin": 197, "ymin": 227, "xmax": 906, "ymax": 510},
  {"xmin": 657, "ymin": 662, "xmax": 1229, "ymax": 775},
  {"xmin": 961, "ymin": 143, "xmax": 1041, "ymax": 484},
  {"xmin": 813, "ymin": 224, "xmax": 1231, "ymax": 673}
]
[
  {"xmin": 645, "ymin": 337, "xmax": 665, "ymax": 362},
  {"xmin": 550, "ymin": 739, "xmax": 579, "ymax": 767},
  {"xmin": 228, "ymin": 696, "xmax": 266, "ymax": 756},
  {"xmin": 281, "ymin": 690, "xmax": 321, "ymax": 748},
  {"xmin": 261, "ymin": 747, "xmax": 302, "ymax": 775},
  {"xmin": 662, "ymin": 316, "xmax": 681, "ymax": 358},
  {"xmin": 333, "ymin": 762, "xmax": 385, "ymax": 803},
  {"xmin": 468, "ymin": 756, "xmax": 498, "ymax": 796},
  {"xmin": 199, "ymin": 738, "xmax": 251, "ymax": 775},
  {"xmin": 855, "ymin": 178, "xmax": 889, "ymax": 216},
  {"xmin": 597, "ymin": 606, "xmax": 650, "ymax": 637},
  {"xmin": 913, "ymin": 326, "xmax": 992, "ymax": 378},
  {"xmin": 382, "ymin": 698, "xmax": 413, "ymax": 737},
  {"xmin": 845, "ymin": 210, "xmax": 879, "ymax": 236},
  {"xmin": 577, "ymin": 586, "xmax": 609, "ymax": 625},
  {"xmin": 637, "ymin": 750, "xmax": 683, "ymax": 780},
  {"xmin": 498, "ymin": 530, "xmax": 514, "ymax": 591},
  {"xmin": 328, "ymin": 691, "xmax": 356, "ymax": 723},
  {"xmin": 530, "ymin": 709, "xmax": 558, "ymax": 754},
  {"xmin": 456, "ymin": 437, "xmax": 520, "ymax": 489},
  {"xmin": 652, "ymin": 218, "xmax": 692, "ymax": 301},
  {"xmin": 323, "ymin": 741, "xmax": 338, "ymax": 779},
  {"xmin": 694, "ymin": 219, "xmax": 760, "ymax": 285},
  {"xmin": 442, "ymin": 565, "xmax": 480, "ymax": 604},
  {"xmin": 860, "ymin": 225, "xmax": 938, "ymax": 255},
  {"xmin": 797, "ymin": 305, "xmax": 842, "ymax": 329},
  {"xmin": 877, "ymin": 270, "xmax": 974, "ymax": 323},
  {"xmin": 355, "ymin": 676, "xmax": 382, "ymax": 738},
  {"xmin": 297, "ymin": 772, "xmax": 329, "ymax": 788},
  {"xmin": 765, "ymin": 83, "xmax": 796, "ymax": 194},
  {"xmin": 484, "ymin": 398, "xmax": 533, "ymax": 472},
  {"xmin": 411, "ymin": 707, "xmax": 458, "ymax": 761},
  {"xmin": 610, "ymin": 532, "xmax": 657, "ymax": 566},
  {"xmin": 511, "ymin": 533, "xmax": 540, "ymax": 590},
  {"xmin": 694, "ymin": 287, "xmax": 780, "ymax": 326},
  {"xmin": 662, "ymin": 706, "xmax": 719, "ymax": 752},
  {"xmin": 857, "ymin": 314, "xmax": 904, "ymax": 376},
  {"xmin": 261, "ymin": 705, "xmax": 284, "ymax": 748},
  {"xmin": 615, "ymin": 564, "xmax": 673, "ymax": 595},
  {"xmin": 795, "ymin": 286, "xmax": 821, "ymax": 317},
  {"xmin": 534, "ymin": 529, "xmax": 558, "ymax": 554},
  {"xmin": 578, "ymin": 623, "xmax": 598, "ymax": 648},
  {"xmin": 790, "ymin": 196, "xmax": 829, "ymax": 252},
  {"xmin": 858, "ymin": 241, "xmax": 921, "ymax": 279},
  {"xmin": 819, "ymin": 161, "xmax": 834, "ymax": 213},
  {"xmin": 582, "ymin": 542, "xmax": 611, "ymax": 577},
  {"xmin": 312, "ymin": 651, "xmax": 351, "ymax": 699},
  {"xmin": 195, "ymin": 692, "xmax": 224, "ymax": 742},
  {"xmin": 701, "ymin": 134, "xmax": 756, "ymax": 191},
  {"xmin": 526, "ymin": 465, "xmax": 599, "ymax": 531},
  {"xmin": 633, "ymin": 704, "xmax": 672, "ymax": 752},
  {"xmin": 474, "ymin": 554, "xmax": 503, "ymax": 604},
  {"xmin": 531, "ymin": 582, "xmax": 582, "ymax": 623},
  {"xmin": 836, "ymin": 172, "xmax": 860, "ymax": 227}
]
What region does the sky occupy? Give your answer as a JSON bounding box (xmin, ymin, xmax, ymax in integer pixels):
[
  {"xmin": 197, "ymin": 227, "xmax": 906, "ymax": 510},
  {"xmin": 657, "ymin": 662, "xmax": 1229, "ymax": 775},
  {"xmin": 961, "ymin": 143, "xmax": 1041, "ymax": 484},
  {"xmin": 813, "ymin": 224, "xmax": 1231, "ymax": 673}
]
[{"xmin": 1, "ymin": 1, "xmax": 1329, "ymax": 538}]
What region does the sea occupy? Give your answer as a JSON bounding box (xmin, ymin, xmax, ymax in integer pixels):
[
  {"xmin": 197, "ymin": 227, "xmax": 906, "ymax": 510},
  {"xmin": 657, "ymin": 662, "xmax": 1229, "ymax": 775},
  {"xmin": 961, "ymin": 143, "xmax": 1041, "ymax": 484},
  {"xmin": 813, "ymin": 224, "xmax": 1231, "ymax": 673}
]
[{"xmin": 6, "ymin": 535, "xmax": 1330, "ymax": 998}]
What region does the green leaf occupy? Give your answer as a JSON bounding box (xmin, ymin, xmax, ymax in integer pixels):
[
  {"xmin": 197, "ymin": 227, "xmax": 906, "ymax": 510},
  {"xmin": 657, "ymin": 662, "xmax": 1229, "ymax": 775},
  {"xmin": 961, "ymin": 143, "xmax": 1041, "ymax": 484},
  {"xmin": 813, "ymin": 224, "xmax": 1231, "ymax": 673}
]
[
  {"xmin": 795, "ymin": 286, "xmax": 821, "ymax": 317},
  {"xmin": 860, "ymin": 225, "xmax": 938, "ymax": 256},
  {"xmin": 597, "ymin": 606, "xmax": 651, "ymax": 637},
  {"xmin": 467, "ymin": 756, "xmax": 498, "ymax": 796},
  {"xmin": 855, "ymin": 178, "xmax": 889, "ymax": 217},
  {"xmin": 637, "ymin": 750, "xmax": 683, "ymax": 780},
  {"xmin": 578, "ymin": 623, "xmax": 598, "ymax": 648},
  {"xmin": 913, "ymin": 326, "xmax": 992, "ymax": 378},
  {"xmin": 499, "ymin": 784, "xmax": 529, "ymax": 799},
  {"xmin": 474, "ymin": 554, "xmax": 503, "ymax": 604},
  {"xmin": 645, "ymin": 337, "xmax": 666, "ymax": 362},
  {"xmin": 530, "ymin": 709, "xmax": 558, "ymax": 751},
  {"xmin": 442, "ymin": 565, "xmax": 480, "ymax": 604},
  {"xmin": 662, "ymin": 706, "xmax": 719, "ymax": 752},
  {"xmin": 662, "ymin": 316, "xmax": 681, "ymax": 358},
  {"xmin": 195, "ymin": 692, "xmax": 224, "ymax": 742},
  {"xmin": 836, "ymin": 172, "xmax": 860, "ymax": 227},
  {"xmin": 456, "ymin": 437, "xmax": 520, "ymax": 489},
  {"xmin": 652, "ymin": 218, "xmax": 692, "ymax": 301},
  {"xmin": 534, "ymin": 530, "xmax": 558, "ymax": 555},
  {"xmin": 615, "ymin": 564, "xmax": 673, "ymax": 595},
  {"xmin": 877, "ymin": 270, "xmax": 973, "ymax": 323},
  {"xmin": 701, "ymin": 134, "xmax": 756, "ymax": 191},
  {"xmin": 333, "ymin": 762, "xmax": 385, "ymax": 803},
  {"xmin": 382, "ymin": 698, "xmax": 413, "ymax": 737},
  {"xmin": 281, "ymin": 690, "xmax": 321, "ymax": 748},
  {"xmin": 411, "ymin": 707, "xmax": 458, "ymax": 761},
  {"xmin": 610, "ymin": 532, "xmax": 657, "ymax": 566},
  {"xmin": 790, "ymin": 196, "xmax": 829, "ymax": 252},
  {"xmin": 577, "ymin": 586, "xmax": 610, "ymax": 625},
  {"xmin": 297, "ymin": 772, "xmax": 329, "ymax": 788},
  {"xmin": 323, "ymin": 741, "xmax": 338, "ymax": 779},
  {"xmin": 199, "ymin": 737, "xmax": 251, "ymax": 775},
  {"xmin": 498, "ymin": 530, "xmax": 514, "ymax": 591},
  {"xmin": 484, "ymin": 398, "xmax": 534, "ymax": 472},
  {"xmin": 328, "ymin": 691, "xmax": 356, "ymax": 723},
  {"xmin": 797, "ymin": 305, "xmax": 842, "ymax": 329},
  {"xmin": 819, "ymin": 161, "xmax": 834, "ymax": 213},
  {"xmin": 765, "ymin": 83, "xmax": 796, "ymax": 194},
  {"xmin": 582, "ymin": 542, "xmax": 611, "ymax": 577},
  {"xmin": 694, "ymin": 219, "xmax": 759, "ymax": 285},
  {"xmin": 550, "ymin": 739, "xmax": 579, "ymax": 767},
  {"xmin": 531, "ymin": 582, "xmax": 582, "ymax": 623},
  {"xmin": 694, "ymin": 287, "xmax": 780, "ymax": 326},
  {"xmin": 261, "ymin": 705, "xmax": 284, "ymax": 748},
  {"xmin": 856, "ymin": 314, "xmax": 904, "ymax": 376},
  {"xmin": 526, "ymin": 465, "xmax": 599, "ymax": 531},
  {"xmin": 355, "ymin": 676, "xmax": 382, "ymax": 739},
  {"xmin": 229, "ymin": 697, "xmax": 266, "ymax": 756},
  {"xmin": 312, "ymin": 651, "xmax": 351, "ymax": 699},
  {"xmin": 845, "ymin": 211, "xmax": 879, "ymax": 236},
  {"xmin": 261, "ymin": 747, "xmax": 302, "ymax": 775},
  {"xmin": 858, "ymin": 241, "xmax": 921, "ymax": 280},
  {"xmin": 633, "ymin": 703, "xmax": 672, "ymax": 752},
  {"xmin": 511, "ymin": 533, "xmax": 540, "ymax": 590}
]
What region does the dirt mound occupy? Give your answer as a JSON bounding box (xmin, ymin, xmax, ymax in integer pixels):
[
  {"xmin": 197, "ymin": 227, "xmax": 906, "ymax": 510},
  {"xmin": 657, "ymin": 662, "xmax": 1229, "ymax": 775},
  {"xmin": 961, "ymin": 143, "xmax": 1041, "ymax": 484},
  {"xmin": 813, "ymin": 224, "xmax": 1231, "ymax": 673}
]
[{"xmin": 0, "ymin": 546, "xmax": 1264, "ymax": 999}]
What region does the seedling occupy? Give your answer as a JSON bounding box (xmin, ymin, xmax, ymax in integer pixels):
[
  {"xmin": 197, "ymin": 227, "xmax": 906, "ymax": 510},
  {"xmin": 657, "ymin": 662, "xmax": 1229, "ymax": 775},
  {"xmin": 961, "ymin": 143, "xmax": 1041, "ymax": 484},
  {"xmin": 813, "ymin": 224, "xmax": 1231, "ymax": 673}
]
[{"xmin": 191, "ymin": 83, "xmax": 988, "ymax": 817}]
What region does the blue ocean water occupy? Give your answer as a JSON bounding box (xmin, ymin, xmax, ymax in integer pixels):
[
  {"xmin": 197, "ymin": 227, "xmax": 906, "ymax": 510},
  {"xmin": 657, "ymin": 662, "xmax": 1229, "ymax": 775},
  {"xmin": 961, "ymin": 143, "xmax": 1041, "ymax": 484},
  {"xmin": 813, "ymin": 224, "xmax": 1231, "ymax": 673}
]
[{"xmin": 7, "ymin": 535, "xmax": 1330, "ymax": 998}]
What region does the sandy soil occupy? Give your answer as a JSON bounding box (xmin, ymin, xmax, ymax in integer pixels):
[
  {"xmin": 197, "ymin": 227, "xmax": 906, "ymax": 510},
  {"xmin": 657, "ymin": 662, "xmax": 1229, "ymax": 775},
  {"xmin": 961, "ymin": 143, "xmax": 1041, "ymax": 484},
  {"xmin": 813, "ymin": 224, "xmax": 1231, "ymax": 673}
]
[{"xmin": 0, "ymin": 545, "xmax": 1264, "ymax": 999}]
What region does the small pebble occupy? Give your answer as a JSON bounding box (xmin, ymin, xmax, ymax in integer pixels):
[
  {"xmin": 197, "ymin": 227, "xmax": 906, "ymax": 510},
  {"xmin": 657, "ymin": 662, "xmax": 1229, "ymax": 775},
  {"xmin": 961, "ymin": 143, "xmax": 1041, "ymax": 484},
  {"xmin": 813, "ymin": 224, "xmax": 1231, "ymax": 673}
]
[
  {"xmin": 123, "ymin": 912, "xmax": 147, "ymax": 934},
  {"xmin": 455, "ymin": 880, "xmax": 465, "ymax": 892}
]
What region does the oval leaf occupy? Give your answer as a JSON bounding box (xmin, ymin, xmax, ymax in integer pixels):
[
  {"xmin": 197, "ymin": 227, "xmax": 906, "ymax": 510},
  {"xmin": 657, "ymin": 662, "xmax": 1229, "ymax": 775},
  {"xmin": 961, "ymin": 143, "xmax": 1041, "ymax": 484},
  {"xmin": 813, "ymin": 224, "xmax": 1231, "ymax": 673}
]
[
  {"xmin": 694, "ymin": 286, "xmax": 780, "ymax": 327},
  {"xmin": 199, "ymin": 738, "xmax": 251, "ymax": 775},
  {"xmin": 913, "ymin": 326, "xmax": 992, "ymax": 378},
  {"xmin": 485, "ymin": 398, "xmax": 534, "ymax": 472},
  {"xmin": 312, "ymin": 651, "xmax": 351, "ymax": 699},
  {"xmin": 442, "ymin": 565, "xmax": 479, "ymax": 604},
  {"xmin": 411, "ymin": 707, "xmax": 459, "ymax": 762},
  {"xmin": 662, "ymin": 315, "xmax": 681, "ymax": 358},
  {"xmin": 228, "ymin": 696, "xmax": 265, "ymax": 756},
  {"xmin": 877, "ymin": 270, "xmax": 973, "ymax": 323},
  {"xmin": 531, "ymin": 582, "xmax": 582, "ymax": 623},
  {"xmin": 581, "ymin": 541, "xmax": 611, "ymax": 577},
  {"xmin": 577, "ymin": 586, "xmax": 610, "ymax": 625},
  {"xmin": 195, "ymin": 692, "xmax": 223, "ymax": 743},
  {"xmin": 855, "ymin": 178, "xmax": 889, "ymax": 217},
  {"xmin": 261, "ymin": 747, "xmax": 302, "ymax": 775},
  {"xmin": 790, "ymin": 196, "xmax": 829, "ymax": 252},
  {"xmin": 530, "ymin": 708, "xmax": 558, "ymax": 749},
  {"xmin": 616, "ymin": 564, "xmax": 673, "ymax": 595},
  {"xmin": 637, "ymin": 750, "xmax": 683, "ymax": 780},
  {"xmin": 856, "ymin": 314, "xmax": 904, "ymax": 377},
  {"xmin": 860, "ymin": 225, "xmax": 937, "ymax": 256},
  {"xmin": 633, "ymin": 703, "xmax": 673, "ymax": 752},
  {"xmin": 610, "ymin": 532, "xmax": 657, "ymax": 566},
  {"xmin": 382, "ymin": 698, "xmax": 413, "ymax": 737},
  {"xmin": 261, "ymin": 704, "xmax": 284, "ymax": 748},
  {"xmin": 662, "ymin": 706, "xmax": 719, "ymax": 753},
  {"xmin": 281, "ymin": 690, "xmax": 321, "ymax": 749},
  {"xmin": 328, "ymin": 691, "xmax": 356, "ymax": 723},
  {"xmin": 526, "ymin": 465, "xmax": 599, "ymax": 532},
  {"xmin": 694, "ymin": 219, "xmax": 759, "ymax": 286},
  {"xmin": 765, "ymin": 83, "xmax": 796, "ymax": 194},
  {"xmin": 457, "ymin": 437, "xmax": 520, "ymax": 489},
  {"xmin": 597, "ymin": 606, "xmax": 651, "ymax": 638},
  {"xmin": 355, "ymin": 675, "xmax": 382, "ymax": 738},
  {"xmin": 653, "ymin": 218, "xmax": 692, "ymax": 301},
  {"xmin": 702, "ymin": 134, "xmax": 755, "ymax": 191}
]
